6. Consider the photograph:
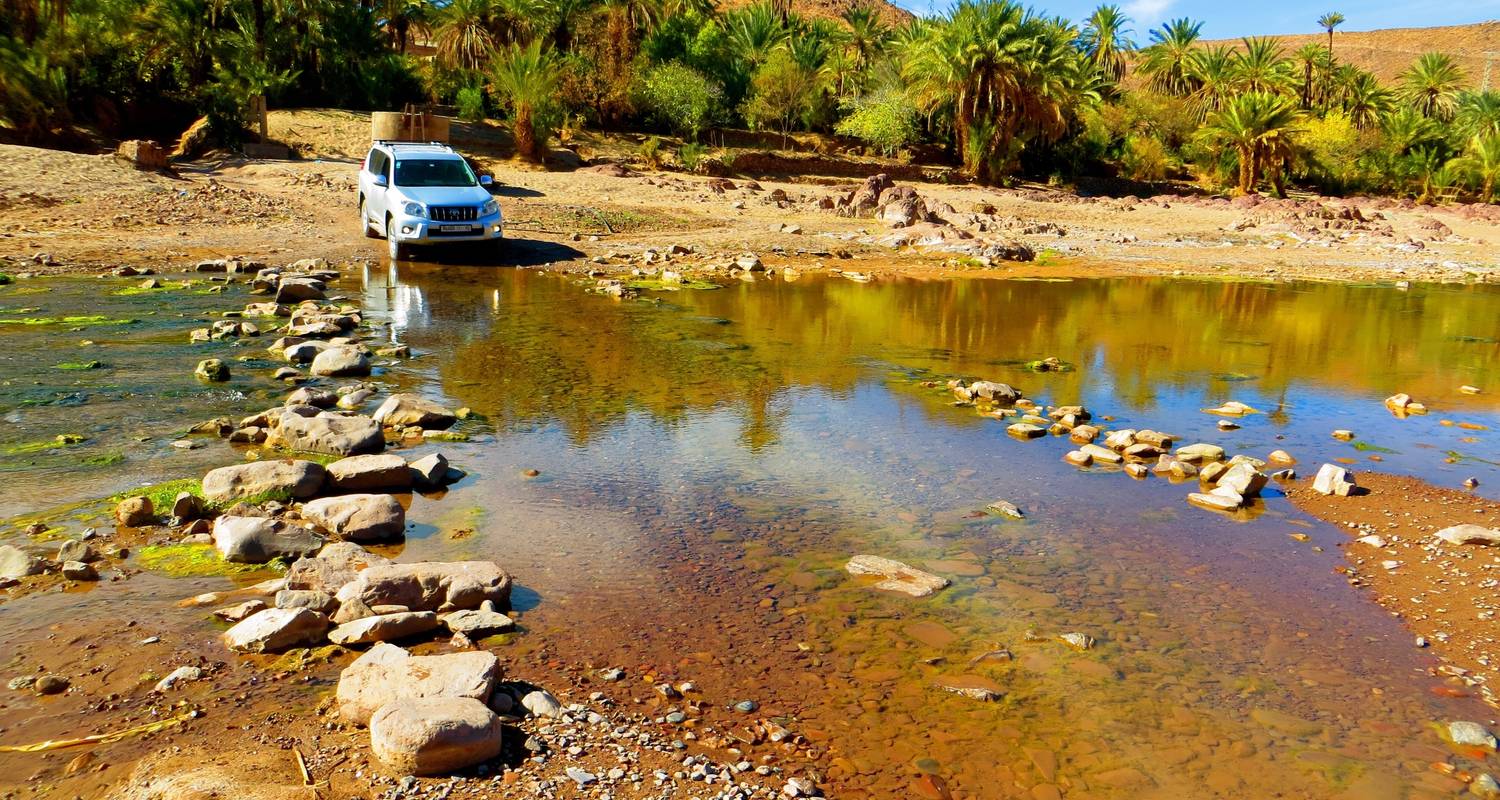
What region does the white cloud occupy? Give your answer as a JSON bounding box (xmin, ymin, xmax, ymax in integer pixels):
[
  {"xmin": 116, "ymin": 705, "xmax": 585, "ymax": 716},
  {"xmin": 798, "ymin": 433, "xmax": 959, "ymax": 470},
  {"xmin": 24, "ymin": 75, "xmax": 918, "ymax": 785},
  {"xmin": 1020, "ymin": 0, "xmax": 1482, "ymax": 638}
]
[{"xmin": 1124, "ymin": 0, "xmax": 1175, "ymax": 28}]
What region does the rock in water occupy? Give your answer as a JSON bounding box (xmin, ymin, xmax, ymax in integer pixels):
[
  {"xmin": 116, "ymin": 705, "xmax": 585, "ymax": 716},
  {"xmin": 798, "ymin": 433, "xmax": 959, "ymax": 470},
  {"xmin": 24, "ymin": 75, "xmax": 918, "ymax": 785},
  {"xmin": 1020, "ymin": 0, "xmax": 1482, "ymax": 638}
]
[
  {"xmin": 374, "ymin": 393, "xmax": 459, "ymax": 430},
  {"xmin": 1217, "ymin": 463, "xmax": 1269, "ymax": 498},
  {"xmin": 933, "ymin": 675, "xmax": 1004, "ymax": 701},
  {"xmin": 441, "ymin": 608, "xmax": 516, "ymax": 637},
  {"xmin": 328, "ymin": 611, "xmax": 440, "ymax": 645},
  {"xmin": 269, "ymin": 412, "xmax": 384, "ymax": 456},
  {"xmin": 1435, "ymin": 525, "xmax": 1500, "ymax": 546},
  {"xmin": 300, "ymin": 494, "xmax": 405, "ymax": 541},
  {"xmin": 213, "ymin": 516, "xmax": 325, "ymax": 563},
  {"xmin": 194, "ymin": 358, "xmax": 230, "ymax": 382},
  {"xmin": 326, "ymin": 454, "xmax": 412, "ymax": 492},
  {"xmin": 1175, "ymin": 443, "xmax": 1226, "ymax": 463},
  {"xmin": 408, "ymin": 453, "xmax": 451, "ymax": 487},
  {"xmin": 1312, "ymin": 464, "xmax": 1357, "ymax": 496},
  {"xmin": 337, "ymin": 561, "xmax": 513, "ymax": 613},
  {"xmin": 335, "ymin": 643, "xmax": 500, "ymax": 725},
  {"xmin": 1449, "ymin": 721, "xmax": 1497, "ymax": 750},
  {"xmin": 223, "ymin": 607, "xmax": 329, "ymax": 653},
  {"xmin": 284, "ymin": 542, "xmax": 391, "ymax": 594},
  {"xmin": 845, "ymin": 555, "xmax": 950, "ymax": 598},
  {"xmin": 310, "ymin": 346, "xmax": 370, "ymax": 377},
  {"xmin": 369, "ymin": 697, "xmax": 503, "ymax": 776},
  {"xmin": 967, "ymin": 381, "xmax": 1021, "ymax": 405},
  {"xmin": 201, "ymin": 459, "xmax": 326, "ymax": 503}
]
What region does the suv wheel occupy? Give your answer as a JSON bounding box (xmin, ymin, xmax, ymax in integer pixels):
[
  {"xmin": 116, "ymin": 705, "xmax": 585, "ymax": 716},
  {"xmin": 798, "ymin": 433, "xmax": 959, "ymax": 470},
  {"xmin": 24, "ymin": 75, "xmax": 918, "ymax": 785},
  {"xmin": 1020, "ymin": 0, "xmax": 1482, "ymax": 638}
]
[
  {"xmin": 386, "ymin": 217, "xmax": 407, "ymax": 261},
  {"xmin": 358, "ymin": 198, "xmax": 378, "ymax": 238}
]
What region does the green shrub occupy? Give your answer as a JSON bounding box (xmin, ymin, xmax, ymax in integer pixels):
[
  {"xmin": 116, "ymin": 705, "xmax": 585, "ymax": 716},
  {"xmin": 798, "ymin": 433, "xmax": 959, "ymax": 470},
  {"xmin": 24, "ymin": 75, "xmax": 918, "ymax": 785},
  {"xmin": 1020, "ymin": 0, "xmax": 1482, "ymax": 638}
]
[
  {"xmin": 678, "ymin": 142, "xmax": 706, "ymax": 171},
  {"xmin": 639, "ymin": 136, "xmax": 664, "ymax": 169},
  {"xmin": 455, "ymin": 84, "xmax": 487, "ymax": 122},
  {"xmin": 835, "ymin": 90, "xmax": 920, "ymax": 156},
  {"xmin": 637, "ymin": 62, "xmax": 723, "ymax": 140},
  {"xmin": 1121, "ymin": 134, "xmax": 1169, "ymax": 182}
]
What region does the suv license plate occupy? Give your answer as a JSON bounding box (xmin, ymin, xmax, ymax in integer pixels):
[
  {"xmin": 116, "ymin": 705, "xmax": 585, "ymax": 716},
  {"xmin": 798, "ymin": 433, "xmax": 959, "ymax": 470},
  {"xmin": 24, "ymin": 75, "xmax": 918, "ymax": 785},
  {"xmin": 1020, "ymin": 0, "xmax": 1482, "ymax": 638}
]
[{"xmin": 440, "ymin": 224, "xmax": 476, "ymax": 233}]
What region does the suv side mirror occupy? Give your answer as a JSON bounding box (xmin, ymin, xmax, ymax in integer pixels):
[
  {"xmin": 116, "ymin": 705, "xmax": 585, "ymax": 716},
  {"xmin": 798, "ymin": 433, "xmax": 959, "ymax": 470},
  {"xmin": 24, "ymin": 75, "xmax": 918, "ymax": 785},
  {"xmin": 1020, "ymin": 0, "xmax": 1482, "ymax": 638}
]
[
  {"xmin": 479, "ymin": 175, "xmax": 494, "ymax": 186},
  {"xmin": 373, "ymin": 174, "xmax": 388, "ymax": 188}
]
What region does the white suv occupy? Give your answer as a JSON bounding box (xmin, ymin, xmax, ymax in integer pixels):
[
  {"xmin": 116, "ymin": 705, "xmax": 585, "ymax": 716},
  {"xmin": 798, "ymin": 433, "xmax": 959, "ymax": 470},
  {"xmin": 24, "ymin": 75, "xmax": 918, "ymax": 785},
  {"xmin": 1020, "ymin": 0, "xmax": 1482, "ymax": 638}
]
[{"xmin": 357, "ymin": 142, "xmax": 504, "ymax": 259}]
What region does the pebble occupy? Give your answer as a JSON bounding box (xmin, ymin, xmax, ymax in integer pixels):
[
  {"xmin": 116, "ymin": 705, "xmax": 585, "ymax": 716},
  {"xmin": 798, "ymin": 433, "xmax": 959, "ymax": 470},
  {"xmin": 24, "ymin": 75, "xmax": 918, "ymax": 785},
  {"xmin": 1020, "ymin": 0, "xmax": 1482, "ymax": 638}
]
[
  {"xmin": 35, "ymin": 675, "xmax": 69, "ymax": 695},
  {"xmin": 566, "ymin": 767, "xmax": 598, "ymax": 787},
  {"xmin": 733, "ymin": 700, "xmax": 758, "ymax": 713}
]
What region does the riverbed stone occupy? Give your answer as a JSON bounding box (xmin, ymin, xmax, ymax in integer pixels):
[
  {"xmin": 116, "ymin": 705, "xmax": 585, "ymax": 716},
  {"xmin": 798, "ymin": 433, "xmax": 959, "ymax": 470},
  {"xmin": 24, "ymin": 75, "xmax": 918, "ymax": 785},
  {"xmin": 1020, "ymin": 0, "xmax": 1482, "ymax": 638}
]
[
  {"xmin": 1007, "ymin": 423, "xmax": 1045, "ymax": 439},
  {"xmin": 1217, "ymin": 463, "xmax": 1269, "ymax": 498},
  {"xmin": 933, "ymin": 674, "xmax": 1004, "ymax": 701},
  {"xmin": 441, "ymin": 608, "xmax": 516, "ymax": 637},
  {"xmin": 212, "ymin": 516, "xmax": 325, "ymax": 563},
  {"xmin": 521, "ymin": 689, "xmax": 564, "ymax": 719},
  {"xmin": 845, "ymin": 555, "xmax": 949, "ymax": 597},
  {"xmin": 223, "ymin": 607, "xmax": 329, "ymax": 653},
  {"xmin": 335, "ymin": 643, "xmax": 500, "ymax": 726},
  {"xmin": 286, "ymin": 387, "xmax": 337, "ymax": 408},
  {"xmin": 61, "ymin": 560, "xmax": 98, "ymax": 580},
  {"xmin": 374, "ymin": 394, "xmax": 458, "ymax": 430},
  {"xmin": 57, "ymin": 539, "xmax": 98, "ymax": 563},
  {"xmin": 285, "ymin": 542, "xmax": 391, "ymax": 593},
  {"xmin": 369, "ymin": 697, "xmax": 503, "ymax": 776},
  {"xmin": 1, "ymin": 543, "xmax": 42, "ymax": 579},
  {"xmin": 300, "ymin": 494, "xmax": 405, "ymax": 541},
  {"xmin": 1449, "ymin": 721, "xmax": 1497, "ymax": 750},
  {"xmin": 1175, "ymin": 443, "xmax": 1225, "ymax": 463},
  {"xmin": 275, "ymin": 589, "xmax": 336, "ymax": 614},
  {"xmin": 1188, "ymin": 492, "xmax": 1240, "ymax": 512},
  {"xmin": 310, "ymin": 346, "xmax": 370, "ymax": 377},
  {"xmin": 269, "ymin": 412, "xmax": 383, "ymax": 456},
  {"xmin": 282, "ymin": 340, "xmax": 329, "ymax": 363},
  {"xmin": 337, "ymin": 561, "xmax": 513, "ymax": 613},
  {"xmin": 408, "ymin": 453, "xmax": 451, "ymax": 488},
  {"xmin": 325, "ymin": 454, "xmax": 411, "ymax": 492},
  {"xmin": 201, "ymin": 459, "xmax": 326, "ymax": 503},
  {"xmin": 275, "ymin": 277, "xmax": 325, "ymax": 303},
  {"xmin": 337, "ymin": 388, "xmax": 375, "ymax": 410},
  {"xmin": 194, "ymin": 358, "xmax": 230, "ymax": 382},
  {"xmin": 115, "ymin": 496, "xmax": 154, "ymax": 526},
  {"xmin": 1312, "ymin": 464, "xmax": 1357, "ymax": 496},
  {"xmin": 1079, "ymin": 443, "xmax": 1122, "ymax": 463},
  {"xmin": 329, "ymin": 611, "xmax": 440, "ymax": 645},
  {"xmin": 1435, "ymin": 525, "xmax": 1500, "ymax": 547},
  {"xmin": 967, "ymin": 381, "xmax": 1021, "ymax": 405}
]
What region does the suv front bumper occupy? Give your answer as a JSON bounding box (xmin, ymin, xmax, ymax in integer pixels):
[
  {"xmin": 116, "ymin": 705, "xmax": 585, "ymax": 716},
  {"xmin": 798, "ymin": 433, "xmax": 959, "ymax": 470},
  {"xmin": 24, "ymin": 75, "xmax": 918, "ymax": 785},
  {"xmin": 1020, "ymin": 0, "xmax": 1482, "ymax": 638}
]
[{"xmin": 389, "ymin": 211, "xmax": 504, "ymax": 245}]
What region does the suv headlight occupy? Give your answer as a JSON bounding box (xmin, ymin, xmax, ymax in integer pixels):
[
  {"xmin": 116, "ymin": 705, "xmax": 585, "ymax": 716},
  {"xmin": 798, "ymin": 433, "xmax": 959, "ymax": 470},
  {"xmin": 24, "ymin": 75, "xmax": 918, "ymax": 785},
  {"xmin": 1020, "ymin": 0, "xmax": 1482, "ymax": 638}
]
[
  {"xmin": 402, "ymin": 201, "xmax": 426, "ymax": 218},
  {"xmin": 482, "ymin": 199, "xmax": 498, "ymax": 216}
]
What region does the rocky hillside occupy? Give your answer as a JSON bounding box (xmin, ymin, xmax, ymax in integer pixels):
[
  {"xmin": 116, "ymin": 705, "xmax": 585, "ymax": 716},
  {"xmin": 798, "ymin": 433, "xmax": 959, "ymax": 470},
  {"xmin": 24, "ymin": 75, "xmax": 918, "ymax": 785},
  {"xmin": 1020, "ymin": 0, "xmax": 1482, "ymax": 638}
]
[{"xmin": 1204, "ymin": 21, "xmax": 1500, "ymax": 87}]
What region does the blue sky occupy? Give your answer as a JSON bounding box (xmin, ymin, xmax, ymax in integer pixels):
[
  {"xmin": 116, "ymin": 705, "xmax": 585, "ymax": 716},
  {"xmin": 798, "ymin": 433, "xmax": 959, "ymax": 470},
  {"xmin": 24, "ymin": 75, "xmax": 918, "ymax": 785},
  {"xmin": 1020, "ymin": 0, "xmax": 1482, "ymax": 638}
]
[{"xmin": 887, "ymin": 0, "xmax": 1500, "ymax": 38}]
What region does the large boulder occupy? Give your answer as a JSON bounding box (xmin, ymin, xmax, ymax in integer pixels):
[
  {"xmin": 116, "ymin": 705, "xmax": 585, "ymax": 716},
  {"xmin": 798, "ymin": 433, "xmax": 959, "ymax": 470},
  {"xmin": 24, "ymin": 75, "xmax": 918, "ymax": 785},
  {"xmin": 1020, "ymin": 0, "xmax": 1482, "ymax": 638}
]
[
  {"xmin": 841, "ymin": 173, "xmax": 893, "ymax": 216},
  {"xmin": 328, "ymin": 611, "xmax": 440, "ymax": 645},
  {"xmin": 369, "ymin": 697, "xmax": 503, "ymax": 776},
  {"xmin": 1312, "ymin": 463, "xmax": 1357, "ymax": 496},
  {"xmin": 1436, "ymin": 524, "xmax": 1500, "ymax": 547},
  {"xmin": 222, "ymin": 607, "xmax": 329, "ymax": 653},
  {"xmin": 0, "ymin": 544, "xmax": 44, "ymax": 580},
  {"xmin": 877, "ymin": 186, "xmax": 929, "ymax": 228},
  {"xmin": 201, "ymin": 460, "xmax": 326, "ymax": 503},
  {"xmin": 212, "ymin": 516, "xmax": 326, "ymax": 563},
  {"xmin": 269, "ymin": 412, "xmax": 384, "ymax": 456},
  {"xmin": 310, "ymin": 346, "xmax": 370, "ymax": 378},
  {"xmin": 275, "ymin": 278, "xmax": 325, "ymax": 304},
  {"xmin": 326, "ymin": 454, "xmax": 413, "ymax": 492},
  {"xmin": 300, "ymin": 494, "xmax": 405, "ymax": 541},
  {"xmin": 373, "ymin": 394, "xmax": 458, "ymax": 430},
  {"xmin": 337, "ymin": 561, "xmax": 512, "ymax": 613},
  {"xmin": 284, "ymin": 542, "xmax": 391, "ymax": 593},
  {"xmin": 335, "ymin": 643, "xmax": 500, "ymax": 725}
]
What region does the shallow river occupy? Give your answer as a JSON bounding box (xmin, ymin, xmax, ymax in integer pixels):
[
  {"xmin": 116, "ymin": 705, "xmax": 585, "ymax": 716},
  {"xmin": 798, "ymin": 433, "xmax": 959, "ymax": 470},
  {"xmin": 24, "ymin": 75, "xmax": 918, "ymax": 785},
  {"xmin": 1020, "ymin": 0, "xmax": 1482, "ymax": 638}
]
[{"xmin": 3, "ymin": 267, "xmax": 1500, "ymax": 799}]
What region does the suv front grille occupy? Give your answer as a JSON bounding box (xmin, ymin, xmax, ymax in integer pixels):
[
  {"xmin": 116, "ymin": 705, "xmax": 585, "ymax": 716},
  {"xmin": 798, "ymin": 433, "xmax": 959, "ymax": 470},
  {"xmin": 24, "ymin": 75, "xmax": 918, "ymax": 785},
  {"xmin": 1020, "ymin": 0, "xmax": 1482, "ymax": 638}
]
[{"xmin": 430, "ymin": 205, "xmax": 479, "ymax": 222}]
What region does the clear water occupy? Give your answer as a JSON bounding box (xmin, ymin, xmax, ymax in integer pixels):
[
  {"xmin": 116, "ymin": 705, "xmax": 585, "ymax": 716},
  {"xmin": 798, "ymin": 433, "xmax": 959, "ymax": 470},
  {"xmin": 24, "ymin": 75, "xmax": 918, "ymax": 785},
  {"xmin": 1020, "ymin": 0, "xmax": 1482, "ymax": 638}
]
[{"xmin": 3, "ymin": 267, "xmax": 1499, "ymax": 798}]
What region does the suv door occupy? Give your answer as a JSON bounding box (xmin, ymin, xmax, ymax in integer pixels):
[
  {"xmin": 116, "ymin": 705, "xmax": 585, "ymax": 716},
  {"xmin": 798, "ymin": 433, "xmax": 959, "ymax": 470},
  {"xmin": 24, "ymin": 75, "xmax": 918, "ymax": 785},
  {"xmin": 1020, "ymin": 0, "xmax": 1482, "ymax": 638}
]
[{"xmin": 365, "ymin": 148, "xmax": 390, "ymax": 228}]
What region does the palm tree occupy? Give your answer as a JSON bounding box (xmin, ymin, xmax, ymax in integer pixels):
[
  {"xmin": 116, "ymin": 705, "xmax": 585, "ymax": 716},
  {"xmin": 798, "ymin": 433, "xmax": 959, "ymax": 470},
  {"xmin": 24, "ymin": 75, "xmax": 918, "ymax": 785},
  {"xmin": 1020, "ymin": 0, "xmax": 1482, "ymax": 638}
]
[
  {"xmin": 1199, "ymin": 91, "xmax": 1302, "ymax": 194},
  {"xmin": 1186, "ymin": 45, "xmax": 1235, "ymax": 119},
  {"xmin": 1400, "ymin": 52, "xmax": 1466, "ymax": 120},
  {"xmin": 1449, "ymin": 133, "xmax": 1500, "ymax": 201},
  {"xmin": 1292, "ymin": 42, "xmax": 1328, "ymax": 108},
  {"xmin": 1455, "ymin": 90, "xmax": 1500, "ymax": 139},
  {"xmin": 489, "ymin": 39, "xmax": 559, "ymax": 161},
  {"xmin": 1317, "ymin": 12, "xmax": 1344, "ymax": 61},
  {"xmin": 1338, "ymin": 68, "xmax": 1391, "ymax": 129},
  {"xmin": 724, "ymin": 1, "xmax": 787, "ymax": 71},
  {"xmin": 1233, "ymin": 36, "xmax": 1293, "ymax": 95},
  {"xmin": 1080, "ymin": 4, "xmax": 1132, "ymax": 94},
  {"xmin": 1136, "ymin": 17, "xmax": 1202, "ymax": 97},
  {"xmin": 904, "ymin": 0, "xmax": 1093, "ymax": 183},
  {"xmin": 379, "ymin": 0, "xmax": 431, "ymax": 54},
  {"xmin": 841, "ymin": 3, "xmax": 890, "ymax": 78},
  {"xmin": 433, "ymin": 0, "xmax": 497, "ymax": 71}
]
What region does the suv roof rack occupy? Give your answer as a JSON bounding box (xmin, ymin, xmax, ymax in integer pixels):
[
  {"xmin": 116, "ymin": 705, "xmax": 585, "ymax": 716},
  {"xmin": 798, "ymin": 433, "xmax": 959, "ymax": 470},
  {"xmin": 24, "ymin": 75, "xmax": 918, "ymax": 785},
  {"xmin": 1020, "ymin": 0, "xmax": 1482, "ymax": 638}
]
[{"xmin": 373, "ymin": 140, "xmax": 454, "ymax": 148}]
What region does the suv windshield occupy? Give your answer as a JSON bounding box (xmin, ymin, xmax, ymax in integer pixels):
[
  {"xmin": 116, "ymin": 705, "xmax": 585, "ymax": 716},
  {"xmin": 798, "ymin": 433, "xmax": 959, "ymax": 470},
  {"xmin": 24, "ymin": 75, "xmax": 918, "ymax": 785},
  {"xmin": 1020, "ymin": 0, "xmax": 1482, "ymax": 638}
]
[{"xmin": 393, "ymin": 158, "xmax": 477, "ymax": 188}]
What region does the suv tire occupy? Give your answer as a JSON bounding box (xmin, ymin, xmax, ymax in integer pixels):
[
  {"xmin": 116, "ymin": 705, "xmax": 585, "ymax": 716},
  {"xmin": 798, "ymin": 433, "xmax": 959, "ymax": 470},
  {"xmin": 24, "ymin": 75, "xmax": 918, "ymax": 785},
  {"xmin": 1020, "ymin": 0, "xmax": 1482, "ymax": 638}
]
[
  {"xmin": 386, "ymin": 217, "xmax": 407, "ymax": 261},
  {"xmin": 359, "ymin": 198, "xmax": 378, "ymax": 238}
]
